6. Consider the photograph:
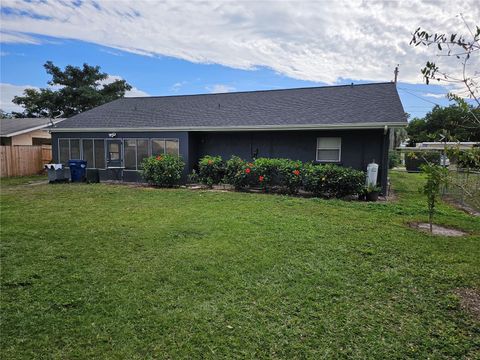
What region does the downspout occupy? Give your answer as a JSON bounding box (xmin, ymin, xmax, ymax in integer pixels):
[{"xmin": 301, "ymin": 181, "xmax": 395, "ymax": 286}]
[{"xmin": 381, "ymin": 125, "xmax": 390, "ymax": 195}]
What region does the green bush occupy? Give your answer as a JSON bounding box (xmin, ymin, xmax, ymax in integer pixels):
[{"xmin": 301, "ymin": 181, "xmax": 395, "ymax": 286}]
[
  {"xmin": 276, "ymin": 159, "xmax": 303, "ymax": 194},
  {"xmin": 198, "ymin": 155, "xmax": 225, "ymax": 187},
  {"xmin": 446, "ymin": 147, "xmax": 480, "ymax": 170},
  {"xmin": 388, "ymin": 151, "xmax": 400, "ymax": 169},
  {"xmin": 141, "ymin": 154, "xmax": 185, "ymax": 187},
  {"xmin": 251, "ymin": 158, "xmax": 282, "ymax": 191},
  {"xmin": 405, "ymin": 151, "xmax": 440, "ymax": 172},
  {"xmin": 303, "ymin": 163, "xmax": 365, "ymax": 198},
  {"xmin": 224, "ymin": 156, "xmax": 249, "ymax": 190},
  {"xmin": 222, "ymin": 155, "xmax": 365, "ymax": 198}
]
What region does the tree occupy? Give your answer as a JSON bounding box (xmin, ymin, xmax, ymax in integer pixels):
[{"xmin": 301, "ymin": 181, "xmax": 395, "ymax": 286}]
[
  {"xmin": 12, "ymin": 61, "xmax": 132, "ymax": 118},
  {"xmin": 410, "ymin": 16, "xmax": 479, "ymax": 127},
  {"xmin": 420, "ymin": 163, "xmax": 448, "ymax": 233},
  {"xmin": 0, "ymin": 109, "xmax": 13, "ymax": 119},
  {"xmin": 406, "ymin": 104, "xmax": 480, "ymax": 145}
]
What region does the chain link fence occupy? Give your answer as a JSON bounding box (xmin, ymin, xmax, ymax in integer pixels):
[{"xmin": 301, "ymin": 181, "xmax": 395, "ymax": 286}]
[{"xmin": 441, "ymin": 169, "xmax": 480, "ymax": 211}]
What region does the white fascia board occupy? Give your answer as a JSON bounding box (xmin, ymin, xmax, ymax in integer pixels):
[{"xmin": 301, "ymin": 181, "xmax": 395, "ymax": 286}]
[{"xmin": 50, "ymin": 122, "xmax": 408, "ymax": 133}]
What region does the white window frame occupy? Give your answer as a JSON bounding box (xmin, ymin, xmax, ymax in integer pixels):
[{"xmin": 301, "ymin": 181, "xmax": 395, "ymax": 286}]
[{"xmin": 316, "ymin": 137, "xmax": 341, "ymax": 163}]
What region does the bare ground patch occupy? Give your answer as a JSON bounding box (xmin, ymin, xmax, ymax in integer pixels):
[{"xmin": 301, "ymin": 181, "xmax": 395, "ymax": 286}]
[
  {"xmin": 455, "ymin": 288, "xmax": 480, "ymax": 321},
  {"xmin": 409, "ymin": 222, "xmax": 467, "ymax": 237}
]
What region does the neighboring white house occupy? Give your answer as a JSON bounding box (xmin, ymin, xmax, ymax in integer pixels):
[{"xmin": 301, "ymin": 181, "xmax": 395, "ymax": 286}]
[{"xmin": 0, "ymin": 118, "xmax": 65, "ymax": 146}]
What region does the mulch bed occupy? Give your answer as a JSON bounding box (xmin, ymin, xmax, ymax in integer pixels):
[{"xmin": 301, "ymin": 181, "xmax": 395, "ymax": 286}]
[{"xmin": 409, "ymin": 222, "xmax": 467, "ymax": 237}]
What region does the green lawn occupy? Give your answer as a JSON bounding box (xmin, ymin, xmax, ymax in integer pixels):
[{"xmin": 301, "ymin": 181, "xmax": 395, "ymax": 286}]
[{"xmin": 1, "ymin": 171, "xmax": 479, "ymax": 359}]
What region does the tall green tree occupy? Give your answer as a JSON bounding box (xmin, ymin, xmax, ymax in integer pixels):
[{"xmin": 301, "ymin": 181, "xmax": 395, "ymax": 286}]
[
  {"xmin": 12, "ymin": 61, "xmax": 132, "ymax": 118},
  {"xmin": 406, "ymin": 104, "xmax": 480, "ymax": 145}
]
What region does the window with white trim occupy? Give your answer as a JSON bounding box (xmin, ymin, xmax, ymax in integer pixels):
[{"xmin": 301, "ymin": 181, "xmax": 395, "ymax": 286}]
[{"xmin": 316, "ymin": 137, "xmax": 341, "ymax": 162}]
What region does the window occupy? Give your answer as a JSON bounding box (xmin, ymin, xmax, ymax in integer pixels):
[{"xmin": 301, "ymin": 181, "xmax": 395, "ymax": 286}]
[
  {"xmin": 94, "ymin": 140, "xmax": 105, "ymax": 169},
  {"xmin": 316, "ymin": 137, "xmax": 341, "ymax": 162},
  {"xmin": 152, "ymin": 138, "xmax": 180, "ymax": 157},
  {"xmin": 82, "ymin": 139, "xmax": 94, "ymax": 168},
  {"xmin": 70, "ymin": 139, "xmax": 80, "ymax": 159},
  {"xmin": 165, "ymin": 139, "xmax": 179, "ymax": 156},
  {"xmin": 137, "ymin": 139, "xmax": 149, "ymax": 169},
  {"xmin": 108, "ymin": 142, "xmax": 120, "ymax": 160},
  {"xmin": 124, "ymin": 139, "xmax": 137, "ymax": 170},
  {"xmin": 152, "ymin": 139, "xmax": 165, "ymax": 156},
  {"xmin": 59, "ymin": 139, "xmax": 70, "ymax": 165}
]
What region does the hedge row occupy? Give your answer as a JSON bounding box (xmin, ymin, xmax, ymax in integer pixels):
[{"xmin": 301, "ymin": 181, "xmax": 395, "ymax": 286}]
[{"xmin": 198, "ymin": 155, "xmax": 365, "ymax": 198}]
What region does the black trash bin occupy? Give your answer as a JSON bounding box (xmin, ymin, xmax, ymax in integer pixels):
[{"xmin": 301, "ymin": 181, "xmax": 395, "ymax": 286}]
[
  {"xmin": 86, "ymin": 168, "xmax": 100, "ymax": 183},
  {"xmin": 68, "ymin": 160, "xmax": 87, "ymax": 182}
]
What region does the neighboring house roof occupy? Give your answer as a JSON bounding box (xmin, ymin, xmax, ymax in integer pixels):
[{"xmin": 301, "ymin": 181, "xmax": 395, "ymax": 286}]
[
  {"xmin": 52, "ymin": 82, "xmax": 407, "ymax": 132},
  {"xmin": 1, "ymin": 118, "xmax": 65, "ymax": 137}
]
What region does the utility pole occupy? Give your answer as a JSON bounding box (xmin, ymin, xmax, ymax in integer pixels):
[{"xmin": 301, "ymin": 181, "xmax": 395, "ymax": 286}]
[{"xmin": 394, "ymin": 64, "xmax": 399, "ymax": 84}]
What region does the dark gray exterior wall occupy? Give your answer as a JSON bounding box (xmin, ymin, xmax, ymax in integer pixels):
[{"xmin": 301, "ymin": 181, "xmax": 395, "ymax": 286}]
[
  {"xmin": 52, "ymin": 128, "xmax": 390, "ymax": 193},
  {"xmin": 191, "ymin": 129, "xmax": 390, "ymax": 192}
]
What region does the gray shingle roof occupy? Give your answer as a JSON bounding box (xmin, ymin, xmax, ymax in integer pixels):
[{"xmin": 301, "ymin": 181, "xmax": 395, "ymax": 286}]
[
  {"xmin": 1, "ymin": 118, "xmax": 65, "ymax": 137},
  {"xmin": 53, "ymin": 82, "xmax": 406, "ymax": 130}
]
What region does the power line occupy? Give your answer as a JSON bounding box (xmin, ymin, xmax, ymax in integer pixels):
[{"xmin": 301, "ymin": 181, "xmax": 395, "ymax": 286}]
[{"xmin": 397, "ymin": 87, "xmax": 444, "ymax": 107}]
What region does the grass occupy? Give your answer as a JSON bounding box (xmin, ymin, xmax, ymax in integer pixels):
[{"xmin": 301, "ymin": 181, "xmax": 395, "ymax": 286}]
[{"xmin": 1, "ymin": 171, "xmax": 479, "ymax": 359}]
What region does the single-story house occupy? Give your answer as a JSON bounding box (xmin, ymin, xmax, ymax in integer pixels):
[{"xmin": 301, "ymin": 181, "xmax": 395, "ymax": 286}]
[
  {"xmin": 50, "ymin": 82, "xmax": 407, "ymax": 192},
  {"xmin": 1, "ymin": 118, "xmax": 65, "ymax": 146}
]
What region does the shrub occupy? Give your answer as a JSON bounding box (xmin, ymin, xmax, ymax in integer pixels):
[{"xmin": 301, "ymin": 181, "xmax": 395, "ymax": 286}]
[
  {"xmin": 446, "ymin": 147, "xmax": 480, "ymax": 170},
  {"xmin": 405, "ymin": 151, "xmax": 440, "ymax": 172},
  {"xmin": 198, "ymin": 155, "xmax": 225, "ymax": 187},
  {"xmin": 389, "ymin": 151, "xmax": 400, "ymax": 169},
  {"xmin": 141, "ymin": 154, "xmax": 185, "ymax": 187},
  {"xmin": 252, "ymin": 158, "xmax": 282, "ymax": 191},
  {"xmin": 224, "ymin": 156, "xmax": 249, "ymax": 190},
  {"xmin": 303, "ymin": 163, "xmax": 364, "ymax": 198},
  {"xmin": 276, "ymin": 159, "xmax": 303, "ymax": 194}
]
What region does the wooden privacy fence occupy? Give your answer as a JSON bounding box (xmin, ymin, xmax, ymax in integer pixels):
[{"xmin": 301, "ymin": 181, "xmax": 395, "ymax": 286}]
[{"xmin": 0, "ymin": 145, "xmax": 52, "ymax": 177}]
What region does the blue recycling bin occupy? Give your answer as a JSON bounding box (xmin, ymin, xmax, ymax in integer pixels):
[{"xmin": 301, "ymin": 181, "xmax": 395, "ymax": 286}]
[{"xmin": 68, "ymin": 160, "xmax": 87, "ymax": 182}]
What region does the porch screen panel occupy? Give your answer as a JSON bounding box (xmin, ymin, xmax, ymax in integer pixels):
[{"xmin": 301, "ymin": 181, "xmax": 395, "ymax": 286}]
[
  {"xmin": 70, "ymin": 139, "xmax": 81, "ymax": 159},
  {"xmin": 82, "ymin": 139, "xmax": 94, "ymax": 168},
  {"xmin": 94, "ymin": 140, "xmax": 105, "ymax": 169},
  {"xmin": 58, "ymin": 139, "xmax": 70, "ymax": 165},
  {"xmin": 152, "ymin": 139, "xmax": 165, "ymax": 156},
  {"xmin": 165, "ymin": 139, "xmax": 179, "ymax": 156},
  {"xmin": 136, "ymin": 139, "xmax": 149, "ymax": 169},
  {"xmin": 124, "ymin": 139, "xmax": 136, "ymax": 170}
]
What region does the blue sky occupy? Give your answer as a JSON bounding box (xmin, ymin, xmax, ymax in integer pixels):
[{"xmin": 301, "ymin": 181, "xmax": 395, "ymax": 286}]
[{"xmin": 1, "ymin": 0, "xmax": 478, "ymax": 118}]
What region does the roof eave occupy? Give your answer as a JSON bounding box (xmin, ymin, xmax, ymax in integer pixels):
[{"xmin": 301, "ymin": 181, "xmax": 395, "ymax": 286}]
[{"xmin": 50, "ymin": 122, "xmax": 407, "ymax": 133}]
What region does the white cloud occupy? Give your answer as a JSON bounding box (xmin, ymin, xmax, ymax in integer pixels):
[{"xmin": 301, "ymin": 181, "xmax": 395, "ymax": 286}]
[
  {"xmin": 0, "ymin": 1, "xmax": 479, "ymax": 85},
  {"xmin": 423, "ymin": 93, "xmax": 447, "ymax": 99},
  {"xmin": 0, "ymin": 31, "xmax": 41, "ymax": 44},
  {"xmin": 206, "ymin": 84, "xmax": 236, "ymax": 93},
  {"xmin": 100, "ymin": 75, "xmax": 149, "ymax": 97},
  {"xmin": 171, "ymin": 81, "xmax": 187, "ymax": 93},
  {"xmin": 0, "ymin": 83, "xmax": 38, "ymax": 112}
]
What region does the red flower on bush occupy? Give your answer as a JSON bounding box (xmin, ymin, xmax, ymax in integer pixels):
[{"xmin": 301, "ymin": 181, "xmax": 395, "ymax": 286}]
[
  {"xmin": 293, "ymin": 169, "xmax": 300, "ymax": 176},
  {"xmin": 245, "ymin": 168, "xmax": 251, "ymax": 174},
  {"xmin": 208, "ymin": 160, "xmax": 213, "ymax": 165},
  {"xmin": 259, "ymin": 175, "xmax": 264, "ymax": 182},
  {"xmin": 156, "ymin": 155, "xmax": 163, "ymax": 161}
]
